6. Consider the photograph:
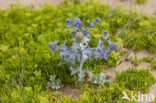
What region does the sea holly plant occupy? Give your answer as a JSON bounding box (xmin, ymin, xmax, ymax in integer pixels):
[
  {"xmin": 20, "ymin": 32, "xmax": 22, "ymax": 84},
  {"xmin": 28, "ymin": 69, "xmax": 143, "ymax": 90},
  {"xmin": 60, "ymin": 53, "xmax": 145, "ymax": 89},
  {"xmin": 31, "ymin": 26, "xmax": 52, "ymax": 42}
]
[{"xmin": 48, "ymin": 18, "xmax": 118, "ymax": 82}]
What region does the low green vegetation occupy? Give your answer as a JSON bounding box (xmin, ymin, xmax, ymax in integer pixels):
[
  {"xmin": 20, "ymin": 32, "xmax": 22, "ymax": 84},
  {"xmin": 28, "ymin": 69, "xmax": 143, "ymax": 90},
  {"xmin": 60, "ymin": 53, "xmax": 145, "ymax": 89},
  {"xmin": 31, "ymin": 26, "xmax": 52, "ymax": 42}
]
[
  {"xmin": 1, "ymin": 86, "xmax": 53, "ymax": 103},
  {"xmin": 121, "ymin": 0, "xmax": 146, "ymax": 3},
  {"xmin": 0, "ymin": 0, "xmax": 155, "ymax": 102},
  {"xmin": 57, "ymin": 83, "xmax": 135, "ymax": 103},
  {"xmin": 116, "ymin": 68, "xmax": 155, "ymax": 93}
]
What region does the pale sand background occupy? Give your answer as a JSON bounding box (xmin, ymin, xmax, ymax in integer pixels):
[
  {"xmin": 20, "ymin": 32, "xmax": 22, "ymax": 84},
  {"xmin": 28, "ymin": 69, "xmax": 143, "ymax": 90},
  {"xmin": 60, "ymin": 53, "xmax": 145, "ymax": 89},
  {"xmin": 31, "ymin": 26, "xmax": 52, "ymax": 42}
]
[{"xmin": 0, "ymin": 0, "xmax": 156, "ymax": 15}]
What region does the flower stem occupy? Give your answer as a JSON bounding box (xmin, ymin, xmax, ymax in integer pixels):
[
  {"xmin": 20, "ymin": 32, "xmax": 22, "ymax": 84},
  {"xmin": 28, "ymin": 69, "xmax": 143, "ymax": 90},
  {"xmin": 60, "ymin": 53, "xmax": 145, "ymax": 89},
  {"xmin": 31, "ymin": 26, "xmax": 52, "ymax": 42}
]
[{"xmin": 80, "ymin": 46, "xmax": 83, "ymax": 73}]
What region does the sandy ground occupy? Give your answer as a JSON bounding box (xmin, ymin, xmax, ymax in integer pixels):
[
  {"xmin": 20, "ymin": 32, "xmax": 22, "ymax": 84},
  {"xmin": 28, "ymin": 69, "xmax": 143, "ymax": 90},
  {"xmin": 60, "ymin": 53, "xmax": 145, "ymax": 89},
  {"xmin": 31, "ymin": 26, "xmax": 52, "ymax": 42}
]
[
  {"xmin": 100, "ymin": 0, "xmax": 156, "ymax": 15},
  {"xmin": 0, "ymin": 0, "xmax": 63, "ymax": 9},
  {"xmin": 104, "ymin": 50, "xmax": 156, "ymax": 79},
  {"xmin": 59, "ymin": 85, "xmax": 81, "ymax": 98},
  {"xmin": 0, "ymin": 0, "xmax": 156, "ymax": 15}
]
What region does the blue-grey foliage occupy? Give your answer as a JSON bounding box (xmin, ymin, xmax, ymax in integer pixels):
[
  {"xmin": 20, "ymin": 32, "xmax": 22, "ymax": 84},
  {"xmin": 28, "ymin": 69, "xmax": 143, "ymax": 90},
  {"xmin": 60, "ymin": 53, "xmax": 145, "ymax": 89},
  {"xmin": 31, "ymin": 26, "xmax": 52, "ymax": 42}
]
[
  {"xmin": 46, "ymin": 75, "xmax": 61, "ymax": 89},
  {"xmin": 48, "ymin": 18, "xmax": 118, "ymax": 82},
  {"xmin": 91, "ymin": 72, "xmax": 111, "ymax": 86}
]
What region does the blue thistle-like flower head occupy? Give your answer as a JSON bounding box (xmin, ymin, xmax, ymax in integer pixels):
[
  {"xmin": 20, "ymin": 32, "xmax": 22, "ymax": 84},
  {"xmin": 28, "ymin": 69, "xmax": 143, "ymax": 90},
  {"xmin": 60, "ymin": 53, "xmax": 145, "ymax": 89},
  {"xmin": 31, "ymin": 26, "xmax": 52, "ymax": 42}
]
[
  {"xmin": 86, "ymin": 22, "xmax": 95, "ymax": 30},
  {"xmin": 66, "ymin": 17, "xmax": 83, "ymax": 31},
  {"xmin": 108, "ymin": 40, "xmax": 119, "ymax": 51},
  {"xmin": 104, "ymin": 30, "xmax": 108, "ymax": 35},
  {"xmin": 73, "ymin": 18, "xmax": 82, "ymax": 26},
  {"xmin": 48, "ymin": 41, "xmax": 58, "ymax": 50},
  {"xmin": 48, "ymin": 41, "xmax": 59, "ymax": 55},
  {"xmin": 66, "ymin": 19, "xmax": 71, "ymax": 24},
  {"xmin": 89, "ymin": 22, "xmax": 95, "ymax": 28},
  {"xmin": 94, "ymin": 18, "xmax": 100, "ymax": 24}
]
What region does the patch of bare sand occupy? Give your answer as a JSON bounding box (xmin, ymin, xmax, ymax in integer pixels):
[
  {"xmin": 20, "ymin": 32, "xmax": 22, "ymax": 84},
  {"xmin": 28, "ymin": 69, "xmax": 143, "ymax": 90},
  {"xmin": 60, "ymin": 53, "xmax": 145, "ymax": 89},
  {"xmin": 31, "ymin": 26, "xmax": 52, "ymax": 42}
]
[
  {"xmin": 126, "ymin": 49, "xmax": 156, "ymax": 60},
  {"xmin": 151, "ymin": 69, "xmax": 156, "ymax": 78},
  {"xmin": 100, "ymin": 0, "xmax": 156, "ymax": 15},
  {"xmin": 0, "ymin": 0, "xmax": 64, "ymax": 9},
  {"xmin": 137, "ymin": 50, "xmax": 156, "ymax": 60},
  {"xmin": 104, "ymin": 61, "xmax": 134, "ymax": 80},
  {"xmin": 149, "ymin": 83, "xmax": 156, "ymax": 101},
  {"xmin": 104, "ymin": 50, "xmax": 155, "ymax": 79},
  {"xmin": 149, "ymin": 69, "xmax": 156, "ymax": 101},
  {"xmin": 59, "ymin": 85, "xmax": 81, "ymax": 98},
  {"xmin": 104, "ymin": 61, "xmax": 151, "ymax": 80},
  {"xmin": 137, "ymin": 62, "xmax": 151, "ymax": 69}
]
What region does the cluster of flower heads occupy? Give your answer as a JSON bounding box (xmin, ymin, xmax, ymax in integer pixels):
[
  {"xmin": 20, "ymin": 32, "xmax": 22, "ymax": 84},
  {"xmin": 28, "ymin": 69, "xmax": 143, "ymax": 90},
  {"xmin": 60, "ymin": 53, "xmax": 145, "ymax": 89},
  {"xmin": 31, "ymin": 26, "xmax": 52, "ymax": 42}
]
[{"xmin": 48, "ymin": 17, "xmax": 118, "ymax": 82}]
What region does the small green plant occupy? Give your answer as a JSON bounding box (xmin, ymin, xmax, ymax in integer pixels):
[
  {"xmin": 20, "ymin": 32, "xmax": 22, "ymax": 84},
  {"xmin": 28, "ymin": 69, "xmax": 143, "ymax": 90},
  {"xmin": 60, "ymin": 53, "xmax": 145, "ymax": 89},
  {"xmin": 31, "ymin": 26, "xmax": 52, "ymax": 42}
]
[
  {"xmin": 116, "ymin": 68, "xmax": 155, "ymax": 93},
  {"xmin": 127, "ymin": 56, "xmax": 141, "ymax": 66},
  {"xmin": 107, "ymin": 51, "xmax": 121, "ymax": 67},
  {"xmin": 127, "ymin": 56, "xmax": 133, "ymax": 61},
  {"xmin": 142, "ymin": 56, "xmax": 154, "ymax": 62},
  {"xmin": 141, "ymin": 56, "xmax": 156, "ymax": 69},
  {"xmin": 133, "ymin": 56, "xmax": 141, "ymax": 66},
  {"xmin": 46, "ymin": 75, "xmax": 61, "ymax": 89},
  {"xmin": 151, "ymin": 60, "xmax": 156, "ymax": 69},
  {"xmin": 136, "ymin": 0, "xmax": 146, "ymax": 3},
  {"xmin": 52, "ymin": 91, "xmax": 63, "ymax": 96},
  {"xmin": 91, "ymin": 72, "xmax": 111, "ymax": 86}
]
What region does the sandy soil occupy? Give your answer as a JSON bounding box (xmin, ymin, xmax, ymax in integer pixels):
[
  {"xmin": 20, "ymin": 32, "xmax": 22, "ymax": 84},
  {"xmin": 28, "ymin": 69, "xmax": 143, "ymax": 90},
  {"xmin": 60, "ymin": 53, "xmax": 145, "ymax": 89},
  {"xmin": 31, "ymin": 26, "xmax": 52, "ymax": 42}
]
[
  {"xmin": 59, "ymin": 85, "xmax": 81, "ymax": 98},
  {"xmin": 100, "ymin": 0, "xmax": 156, "ymax": 15},
  {"xmin": 0, "ymin": 0, "xmax": 63, "ymax": 9}
]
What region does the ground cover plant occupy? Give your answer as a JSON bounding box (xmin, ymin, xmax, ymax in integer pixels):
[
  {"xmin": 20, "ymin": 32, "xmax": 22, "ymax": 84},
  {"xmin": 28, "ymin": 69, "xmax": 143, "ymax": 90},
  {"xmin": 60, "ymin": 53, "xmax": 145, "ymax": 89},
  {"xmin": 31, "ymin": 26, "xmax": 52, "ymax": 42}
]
[
  {"xmin": 0, "ymin": 0, "xmax": 156, "ymax": 102},
  {"xmin": 116, "ymin": 68, "xmax": 156, "ymax": 93}
]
